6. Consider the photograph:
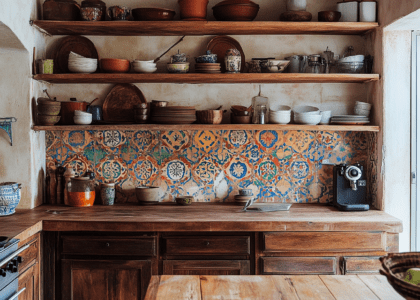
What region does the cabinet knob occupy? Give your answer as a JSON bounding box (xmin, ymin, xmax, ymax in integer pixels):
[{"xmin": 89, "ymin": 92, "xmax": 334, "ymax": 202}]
[
  {"xmin": 0, "ymin": 269, "xmax": 6, "ymax": 277},
  {"xmin": 106, "ymin": 243, "xmax": 110, "ymax": 247}
]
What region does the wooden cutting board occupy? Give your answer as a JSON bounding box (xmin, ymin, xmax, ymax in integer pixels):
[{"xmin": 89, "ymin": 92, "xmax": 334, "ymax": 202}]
[{"xmin": 103, "ymin": 84, "xmax": 147, "ymax": 123}]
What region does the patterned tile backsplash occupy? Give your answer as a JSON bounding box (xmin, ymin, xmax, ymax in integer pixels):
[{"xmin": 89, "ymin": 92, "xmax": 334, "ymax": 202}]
[{"xmin": 46, "ymin": 130, "xmax": 377, "ymax": 204}]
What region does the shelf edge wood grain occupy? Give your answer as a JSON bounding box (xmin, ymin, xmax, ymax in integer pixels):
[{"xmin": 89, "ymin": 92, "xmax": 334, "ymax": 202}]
[
  {"xmin": 33, "ymin": 73, "xmax": 380, "ymax": 84},
  {"xmin": 32, "ymin": 21, "xmax": 379, "ymax": 36},
  {"xmin": 32, "ymin": 124, "xmax": 380, "ymax": 132}
]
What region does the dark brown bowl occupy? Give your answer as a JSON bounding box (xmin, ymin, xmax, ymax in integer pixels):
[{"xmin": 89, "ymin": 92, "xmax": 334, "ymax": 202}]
[
  {"xmin": 318, "ymin": 11, "xmax": 341, "ymax": 22},
  {"xmin": 38, "ymin": 103, "xmax": 61, "ymax": 116},
  {"xmin": 132, "ymin": 8, "xmax": 176, "ymax": 21},
  {"xmin": 212, "ymin": 3, "xmax": 259, "ymax": 21},
  {"xmin": 231, "ymin": 114, "xmax": 251, "ymax": 124},
  {"xmin": 37, "ymin": 114, "xmax": 61, "ymax": 126}
]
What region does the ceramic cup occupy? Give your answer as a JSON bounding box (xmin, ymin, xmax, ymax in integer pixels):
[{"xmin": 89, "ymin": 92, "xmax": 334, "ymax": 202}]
[
  {"xmin": 100, "ymin": 183, "xmax": 115, "ymax": 205},
  {"xmin": 337, "ymin": 1, "xmax": 358, "ymax": 22},
  {"xmin": 107, "ymin": 6, "xmax": 131, "ymax": 20},
  {"xmin": 359, "ymin": 2, "xmax": 376, "ymax": 22}
]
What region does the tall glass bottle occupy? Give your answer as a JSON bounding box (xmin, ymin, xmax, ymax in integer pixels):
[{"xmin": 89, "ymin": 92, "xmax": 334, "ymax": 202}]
[{"xmin": 252, "ymin": 85, "xmax": 270, "ymax": 124}]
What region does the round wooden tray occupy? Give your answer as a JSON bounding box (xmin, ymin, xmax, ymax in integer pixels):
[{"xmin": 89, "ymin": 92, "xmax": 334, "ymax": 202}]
[{"xmin": 207, "ymin": 35, "xmax": 245, "ymax": 73}]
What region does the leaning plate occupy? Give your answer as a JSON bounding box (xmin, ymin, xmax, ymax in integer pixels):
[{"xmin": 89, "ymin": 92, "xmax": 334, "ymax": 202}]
[
  {"xmin": 207, "ymin": 35, "xmax": 245, "ymax": 73},
  {"xmin": 330, "ymin": 121, "xmax": 370, "ymax": 125}
]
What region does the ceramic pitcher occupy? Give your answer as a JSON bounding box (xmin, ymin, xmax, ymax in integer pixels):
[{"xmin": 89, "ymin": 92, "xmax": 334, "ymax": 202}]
[{"xmin": 225, "ymin": 49, "xmax": 241, "ymax": 73}]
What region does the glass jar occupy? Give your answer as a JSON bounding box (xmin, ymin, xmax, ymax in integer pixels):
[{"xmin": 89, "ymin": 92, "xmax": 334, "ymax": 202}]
[
  {"xmin": 66, "ymin": 177, "xmax": 96, "ymax": 207},
  {"xmin": 305, "ymin": 55, "xmax": 321, "ymax": 74},
  {"xmin": 252, "ymin": 85, "xmax": 270, "ymax": 124}
]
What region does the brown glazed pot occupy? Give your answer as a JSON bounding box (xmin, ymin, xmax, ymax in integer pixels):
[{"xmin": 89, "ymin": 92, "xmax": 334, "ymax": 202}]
[
  {"xmin": 178, "ymin": 0, "xmax": 209, "ymax": 20},
  {"xmin": 43, "ymin": 0, "xmax": 80, "ymax": 21},
  {"xmin": 60, "ymin": 99, "xmax": 89, "ymax": 125}
]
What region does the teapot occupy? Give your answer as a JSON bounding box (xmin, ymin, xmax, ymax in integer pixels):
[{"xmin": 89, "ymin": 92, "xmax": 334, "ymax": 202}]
[{"xmin": 171, "ymin": 50, "xmax": 189, "ymax": 63}]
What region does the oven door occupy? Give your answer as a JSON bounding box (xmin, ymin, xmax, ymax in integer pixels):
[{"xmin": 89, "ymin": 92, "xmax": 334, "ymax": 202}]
[{"xmin": 0, "ymin": 276, "xmax": 25, "ymax": 300}]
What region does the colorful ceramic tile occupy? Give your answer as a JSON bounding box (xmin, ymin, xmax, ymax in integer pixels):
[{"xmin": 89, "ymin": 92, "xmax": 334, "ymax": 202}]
[
  {"xmin": 255, "ymin": 130, "xmax": 282, "ymax": 151},
  {"xmin": 223, "ymin": 130, "xmax": 252, "ymax": 152},
  {"xmin": 129, "ymin": 156, "xmax": 159, "ymax": 186},
  {"xmin": 192, "ymin": 156, "xmax": 220, "ymax": 184},
  {"xmin": 161, "ymin": 130, "xmax": 189, "ymax": 151},
  {"xmin": 161, "ymin": 156, "xmax": 191, "ymax": 185},
  {"xmin": 193, "ymin": 130, "xmax": 220, "ymax": 153},
  {"xmin": 96, "ymin": 130, "xmax": 128, "ymax": 154},
  {"xmin": 45, "ymin": 131, "xmax": 60, "ymax": 151},
  {"xmin": 95, "ymin": 155, "xmax": 128, "ymax": 184},
  {"xmin": 343, "ymin": 131, "xmax": 368, "ymax": 151},
  {"xmin": 63, "ymin": 154, "xmax": 93, "ymax": 177},
  {"xmin": 131, "ymin": 130, "xmax": 159, "ymax": 153},
  {"xmin": 62, "ymin": 130, "xmax": 95, "ymax": 153},
  {"xmin": 225, "ymin": 156, "xmax": 253, "ymax": 182}
]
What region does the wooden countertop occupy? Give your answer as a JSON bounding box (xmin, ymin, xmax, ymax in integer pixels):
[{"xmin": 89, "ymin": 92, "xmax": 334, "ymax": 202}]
[
  {"xmin": 144, "ymin": 275, "xmax": 404, "ymax": 300},
  {"xmin": 0, "ymin": 204, "xmax": 402, "ymax": 242}
]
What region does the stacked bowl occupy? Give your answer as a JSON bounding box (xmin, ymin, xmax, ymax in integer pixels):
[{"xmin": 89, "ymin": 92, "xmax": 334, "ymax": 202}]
[
  {"xmin": 354, "ymin": 101, "xmax": 371, "ymax": 117},
  {"xmin": 270, "ymin": 105, "xmax": 291, "ymax": 124},
  {"xmin": 68, "ymin": 51, "xmax": 98, "ymax": 73},
  {"xmin": 37, "ymin": 97, "xmax": 61, "ymax": 125},
  {"xmin": 234, "ymin": 189, "xmax": 254, "ymax": 205},
  {"xmin": 336, "ymin": 55, "xmax": 364, "ymax": 74},
  {"xmin": 132, "ymin": 60, "xmax": 157, "ymax": 73},
  {"xmin": 212, "ymin": 0, "xmax": 260, "ymax": 21},
  {"xmin": 74, "ymin": 110, "xmax": 92, "ymax": 125},
  {"xmin": 293, "ymin": 106, "xmax": 322, "ymax": 125}
]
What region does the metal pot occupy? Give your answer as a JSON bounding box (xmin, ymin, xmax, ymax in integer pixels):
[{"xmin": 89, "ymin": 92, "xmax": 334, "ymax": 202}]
[
  {"xmin": 60, "ymin": 98, "xmax": 89, "ymax": 125},
  {"xmin": 0, "ymin": 182, "xmax": 22, "ymax": 216}
]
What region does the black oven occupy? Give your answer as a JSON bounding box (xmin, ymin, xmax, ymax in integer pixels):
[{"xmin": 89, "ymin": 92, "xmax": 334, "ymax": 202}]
[{"xmin": 0, "ymin": 237, "xmax": 28, "ymax": 300}]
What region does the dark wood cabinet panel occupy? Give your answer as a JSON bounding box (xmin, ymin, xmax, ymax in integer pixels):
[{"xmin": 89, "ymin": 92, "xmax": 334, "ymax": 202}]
[
  {"xmin": 62, "ymin": 236, "xmax": 156, "ymax": 256},
  {"xmin": 19, "ymin": 238, "xmax": 39, "ymax": 276},
  {"xmin": 262, "ymin": 257, "xmax": 336, "ymax": 275},
  {"xmin": 163, "ymin": 260, "xmax": 250, "ymax": 275},
  {"xmin": 343, "ymin": 256, "xmax": 382, "ymax": 274},
  {"xmin": 263, "ymin": 232, "xmax": 385, "ymax": 252},
  {"xmin": 61, "ymin": 259, "xmax": 151, "ymax": 300},
  {"xmin": 164, "ymin": 236, "xmax": 250, "ymax": 256},
  {"xmin": 18, "ymin": 262, "xmax": 39, "ymax": 300}
]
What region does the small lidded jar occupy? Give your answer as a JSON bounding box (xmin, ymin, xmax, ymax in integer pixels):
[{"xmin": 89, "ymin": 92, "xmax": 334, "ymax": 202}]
[
  {"xmin": 100, "ymin": 183, "xmax": 115, "ymax": 206},
  {"xmin": 67, "ymin": 177, "xmax": 96, "ymax": 207},
  {"xmin": 80, "ymin": 0, "xmax": 106, "ymax": 21},
  {"xmin": 225, "ymin": 49, "xmax": 241, "ymax": 73}
]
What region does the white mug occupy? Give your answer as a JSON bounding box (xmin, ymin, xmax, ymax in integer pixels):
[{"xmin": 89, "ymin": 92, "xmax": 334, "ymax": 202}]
[
  {"xmin": 337, "ymin": 1, "xmax": 358, "ymax": 22},
  {"xmin": 360, "ymin": 2, "xmax": 376, "ymax": 22}
]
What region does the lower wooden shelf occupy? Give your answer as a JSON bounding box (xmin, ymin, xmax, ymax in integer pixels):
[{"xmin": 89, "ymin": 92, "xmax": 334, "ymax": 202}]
[{"xmin": 32, "ymin": 124, "xmax": 380, "ymax": 132}]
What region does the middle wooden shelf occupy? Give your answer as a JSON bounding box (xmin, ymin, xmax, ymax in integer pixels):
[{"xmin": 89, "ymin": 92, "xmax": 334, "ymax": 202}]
[{"xmin": 34, "ymin": 73, "xmax": 380, "ymax": 84}]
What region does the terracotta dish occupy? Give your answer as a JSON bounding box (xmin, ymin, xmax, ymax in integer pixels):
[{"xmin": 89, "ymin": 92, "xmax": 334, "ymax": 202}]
[
  {"xmin": 53, "ymin": 35, "xmax": 98, "ymax": 74},
  {"xmin": 318, "ymin": 11, "xmax": 341, "ymax": 22},
  {"xmin": 207, "ymin": 36, "xmax": 245, "ymax": 73},
  {"xmin": 103, "ymin": 84, "xmax": 146, "ymax": 123},
  {"xmin": 280, "ymin": 11, "xmax": 312, "ymax": 22},
  {"xmin": 212, "ymin": 0, "xmax": 259, "ymax": 21},
  {"xmin": 178, "ymin": 0, "xmax": 209, "ymax": 20},
  {"xmin": 100, "ymin": 58, "xmax": 130, "ymax": 73},
  {"xmin": 132, "ymin": 8, "xmax": 176, "ymax": 21}
]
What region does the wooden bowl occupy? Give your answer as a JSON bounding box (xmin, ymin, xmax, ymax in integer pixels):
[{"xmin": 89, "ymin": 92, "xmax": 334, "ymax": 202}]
[
  {"xmin": 196, "ymin": 110, "xmax": 223, "ymax": 124},
  {"xmin": 280, "ymin": 11, "xmax": 312, "ymax": 21},
  {"xmin": 212, "ymin": 3, "xmax": 259, "ymax": 21},
  {"xmin": 132, "ymin": 8, "xmax": 176, "ymax": 21},
  {"xmin": 38, "ymin": 103, "xmax": 61, "ymax": 116},
  {"xmin": 231, "ymin": 114, "xmax": 251, "ymax": 124},
  {"xmin": 37, "ymin": 114, "xmax": 61, "ymax": 126},
  {"xmin": 318, "ymin": 11, "xmax": 341, "ymax": 22},
  {"xmin": 175, "ymin": 196, "xmax": 194, "ymax": 205},
  {"xmin": 100, "ymin": 58, "xmax": 130, "ymax": 73}
]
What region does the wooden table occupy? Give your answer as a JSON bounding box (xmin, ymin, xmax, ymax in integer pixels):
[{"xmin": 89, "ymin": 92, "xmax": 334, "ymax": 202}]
[{"xmin": 144, "ymin": 275, "xmax": 404, "ymax": 300}]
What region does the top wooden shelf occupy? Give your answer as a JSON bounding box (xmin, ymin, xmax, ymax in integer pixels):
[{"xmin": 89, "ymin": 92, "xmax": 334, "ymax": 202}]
[{"xmin": 32, "ymin": 21, "xmax": 379, "ymax": 36}]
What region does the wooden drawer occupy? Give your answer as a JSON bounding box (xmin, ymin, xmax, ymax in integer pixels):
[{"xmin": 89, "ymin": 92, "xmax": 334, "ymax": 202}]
[
  {"xmin": 262, "ymin": 257, "xmax": 336, "ymax": 275},
  {"xmin": 19, "ymin": 237, "xmax": 39, "ymax": 275},
  {"xmin": 164, "ymin": 236, "xmax": 250, "ymax": 255},
  {"xmin": 263, "ymin": 232, "xmax": 385, "ymax": 252},
  {"xmin": 163, "ymin": 260, "xmax": 250, "ymax": 275},
  {"xmin": 343, "ymin": 256, "xmax": 381, "ymax": 274},
  {"xmin": 62, "ymin": 236, "xmax": 156, "ymax": 256}
]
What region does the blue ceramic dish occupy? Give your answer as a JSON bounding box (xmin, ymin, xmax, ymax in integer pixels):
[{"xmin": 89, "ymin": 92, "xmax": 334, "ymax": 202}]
[
  {"xmin": 195, "ymin": 50, "xmax": 218, "ymax": 64},
  {"xmin": 0, "ymin": 182, "xmax": 22, "ymax": 216}
]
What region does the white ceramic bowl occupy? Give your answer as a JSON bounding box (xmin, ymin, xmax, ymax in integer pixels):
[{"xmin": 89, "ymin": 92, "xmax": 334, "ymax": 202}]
[
  {"xmin": 354, "ymin": 107, "xmax": 371, "ymax": 117},
  {"xmin": 355, "ymin": 101, "xmax": 372, "ymax": 110},
  {"xmin": 270, "ymin": 105, "xmax": 292, "ymax": 113},
  {"xmin": 265, "ymin": 60, "xmax": 290, "ymax": 73},
  {"xmin": 320, "ymin": 110, "xmax": 332, "ymax": 124},
  {"xmin": 74, "ymin": 114, "xmax": 92, "ymax": 125},
  {"xmin": 132, "ymin": 60, "xmax": 156, "ymax": 66},
  {"xmin": 68, "ymin": 61, "xmax": 98, "ymax": 73},
  {"xmin": 74, "ymin": 110, "xmax": 91, "ymax": 116},
  {"xmin": 270, "ymin": 112, "xmax": 291, "ymax": 124},
  {"xmin": 293, "ymin": 106, "xmax": 320, "ymax": 115},
  {"xmin": 132, "ymin": 62, "xmax": 157, "ymax": 73},
  {"xmin": 339, "ymin": 55, "xmax": 365, "ymax": 63},
  {"xmin": 294, "ymin": 114, "xmax": 322, "ymax": 125}
]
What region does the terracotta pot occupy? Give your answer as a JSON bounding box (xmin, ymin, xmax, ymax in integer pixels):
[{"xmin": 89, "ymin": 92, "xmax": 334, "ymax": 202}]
[
  {"xmin": 60, "ymin": 98, "xmax": 89, "ymax": 125},
  {"xmin": 100, "ymin": 58, "xmax": 130, "ymax": 73},
  {"xmin": 178, "ymin": 0, "xmax": 209, "ymax": 20}
]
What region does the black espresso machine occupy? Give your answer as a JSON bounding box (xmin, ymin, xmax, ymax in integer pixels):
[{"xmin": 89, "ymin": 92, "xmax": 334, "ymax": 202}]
[{"xmin": 333, "ymin": 163, "xmax": 369, "ymax": 211}]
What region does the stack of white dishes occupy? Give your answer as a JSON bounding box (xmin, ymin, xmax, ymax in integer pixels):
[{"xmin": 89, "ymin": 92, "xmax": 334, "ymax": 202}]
[
  {"xmin": 74, "ymin": 110, "xmax": 92, "ymax": 125},
  {"xmin": 132, "ymin": 60, "xmax": 157, "ymax": 73},
  {"xmin": 293, "ymin": 105, "xmax": 322, "ymax": 125},
  {"xmin": 354, "ymin": 101, "xmax": 372, "ymax": 117},
  {"xmin": 68, "ymin": 51, "xmax": 98, "ymax": 73},
  {"xmin": 330, "ymin": 115, "xmax": 370, "ymax": 125},
  {"xmin": 270, "ymin": 105, "xmax": 291, "ymax": 124}
]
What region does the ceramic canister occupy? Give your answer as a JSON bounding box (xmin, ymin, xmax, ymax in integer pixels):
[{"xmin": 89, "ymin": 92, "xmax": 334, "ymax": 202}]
[
  {"xmin": 225, "ymin": 49, "xmax": 241, "ymax": 73},
  {"xmin": 285, "ymin": 55, "xmax": 300, "ymax": 73},
  {"xmin": 359, "ymin": 1, "xmax": 376, "ymax": 22},
  {"xmin": 0, "ymin": 182, "xmax": 22, "ymax": 216},
  {"xmin": 100, "ymin": 183, "xmax": 115, "ymax": 206},
  {"xmin": 286, "ymin": 0, "xmax": 307, "ymax": 11},
  {"xmin": 38, "ymin": 59, "xmax": 54, "ymax": 74},
  {"xmin": 337, "ymin": 1, "xmax": 358, "ymax": 22}
]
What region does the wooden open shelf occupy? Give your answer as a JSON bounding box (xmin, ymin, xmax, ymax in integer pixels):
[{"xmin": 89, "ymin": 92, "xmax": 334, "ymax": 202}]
[
  {"xmin": 34, "ymin": 73, "xmax": 379, "ymax": 84},
  {"xmin": 32, "ymin": 21, "xmax": 378, "ymax": 36},
  {"xmin": 32, "ymin": 124, "xmax": 380, "ymax": 132}
]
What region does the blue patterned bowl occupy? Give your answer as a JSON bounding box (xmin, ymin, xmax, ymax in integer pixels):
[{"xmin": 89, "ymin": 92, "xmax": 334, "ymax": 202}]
[{"xmin": 0, "ymin": 182, "xmax": 22, "ymax": 216}]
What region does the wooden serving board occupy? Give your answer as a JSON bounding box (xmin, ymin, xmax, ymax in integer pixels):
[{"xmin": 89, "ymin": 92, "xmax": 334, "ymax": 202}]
[{"xmin": 102, "ymin": 84, "xmax": 146, "ymax": 122}]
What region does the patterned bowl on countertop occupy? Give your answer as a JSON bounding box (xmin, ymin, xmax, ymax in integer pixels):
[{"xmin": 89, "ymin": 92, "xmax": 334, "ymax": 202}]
[
  {"xmin": 0, "ymin": 182, "xmax": 22, "ymax": 216},
  {"xmin": 176, "ymin": 196, "xmax": 194, "ymax": 205}
]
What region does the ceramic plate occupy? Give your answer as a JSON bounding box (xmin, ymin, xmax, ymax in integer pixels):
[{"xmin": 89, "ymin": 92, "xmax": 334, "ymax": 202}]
[
  {"xmin": 207, "ymin": 36, "xmax": 245, "ymax": 73},
  {"xmin": 330, "ymin": 121, "xmax": 370, "ymax": 125}
]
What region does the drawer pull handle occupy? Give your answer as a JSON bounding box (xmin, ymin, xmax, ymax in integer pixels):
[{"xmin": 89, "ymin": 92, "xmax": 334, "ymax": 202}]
[
  {"xmin": 0, "ymin": 244, "xmax": 29, "ymax": 268},
  {"xmin": 106, "ymin": 243, "xmax": 110, "ymax": 247},
  {"xmin": 205, "ymin": 241, "xmax": 210, "ymax": 246},
  {"xmin": 8, "ymin": 287, "xmax": 26, "ymax": 300}
]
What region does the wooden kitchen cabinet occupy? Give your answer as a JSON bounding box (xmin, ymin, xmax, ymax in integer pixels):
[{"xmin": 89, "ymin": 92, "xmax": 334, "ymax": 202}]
[
  {"xmin": 61, "ymin": 259, "xmax": 151, "ymax": 300},
  {"xmin": 18, "ymin": 262, "xmax": 39, "ymax": 300},
  {"xmin": 261, "ymin": 257, "xmax": 336, "ymax": 275},
  {"xmin": 163, "ymin": 260, "xmax": 250, "ymax": 275}
]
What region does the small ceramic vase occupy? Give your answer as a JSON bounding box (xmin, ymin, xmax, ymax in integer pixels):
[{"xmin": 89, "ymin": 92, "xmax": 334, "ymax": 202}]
[
  {"xmin": 224, "ymin": 49, "xmax": 241, "ymax": 73},
  {"xmin": 100, "ymin": 183, "xmax": 115, "ymax": 206},
  {"xmin": 107, "ymin": 6, "xmax": 131, "ymax": 20},
  {"xmin": 171, "ymin": 51, "xmax": 189, "ymax": 63}
]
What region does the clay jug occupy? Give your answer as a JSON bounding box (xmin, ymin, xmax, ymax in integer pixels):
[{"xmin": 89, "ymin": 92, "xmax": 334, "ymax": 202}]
[{"xmin": 178, "ymin": 0, "xmax": 209, "ymax": 20}]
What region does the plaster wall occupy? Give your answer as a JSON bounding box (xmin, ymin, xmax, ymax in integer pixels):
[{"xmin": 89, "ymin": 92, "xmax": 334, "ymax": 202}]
[{"xmin": 0, "ymin": 0, "xmax": 47, "ymax": 209}]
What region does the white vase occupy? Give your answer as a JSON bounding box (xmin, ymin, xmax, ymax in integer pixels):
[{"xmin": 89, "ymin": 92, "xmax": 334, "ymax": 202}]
[
  {"xmin": 286, "ymin": 0, "xmax": 307, "ymax": 11},
  {"xmin": 359, "ymin": 2, "xmax": 376, "ymax": 22}
]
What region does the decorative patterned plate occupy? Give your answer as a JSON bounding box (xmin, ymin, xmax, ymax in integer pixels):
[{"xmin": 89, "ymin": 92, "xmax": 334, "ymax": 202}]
[
  {"xmin": 103, "ymin": 84, "xmax": 146, "ymax": 123},
  {"xmin": 207, "ymin": 36, "xmax": 245, "ymax": 73},
  {"xmin": 53, "ymin": 35, "xmax": 98, "ymax": 74}
]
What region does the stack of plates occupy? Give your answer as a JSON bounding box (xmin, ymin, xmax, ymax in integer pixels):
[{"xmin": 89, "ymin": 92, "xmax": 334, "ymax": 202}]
[
  {"xmin": 68, "ymin": 51, "xmax": 98, "ymax": 73},
  {"xmin": 234, "ymin": 195, "xmax": 254, "ymax": 205},
  {"xmin": 150, "ymin": 106, "xmax": 196, "ymax": 124},
  {"xmin": 195, "ymin": 63, "xmax": 221, "ymax": 73},
  {"xmin": 330, "ymin": 115, "xmax": 370, "ymax": 125}
]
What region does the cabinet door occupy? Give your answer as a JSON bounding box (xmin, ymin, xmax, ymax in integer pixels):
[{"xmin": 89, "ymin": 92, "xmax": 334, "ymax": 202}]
[
  {"xmin": 18, "ymin": 262, "xmax": 39, "ymax": 300},
  {"xmin": 343, "ymin": 256, "xmax": 381, "ymax": 274},
  {"xmin": 163, "ymin": 260, "xmax": 250, "ymax": 275},
  {"xmin": 261, "ymin": 257, "xmax": 336, "ymax": 275},
  {"xmin": 62, "ymin": 259, "xmax": 151, "ymax": 300}
]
